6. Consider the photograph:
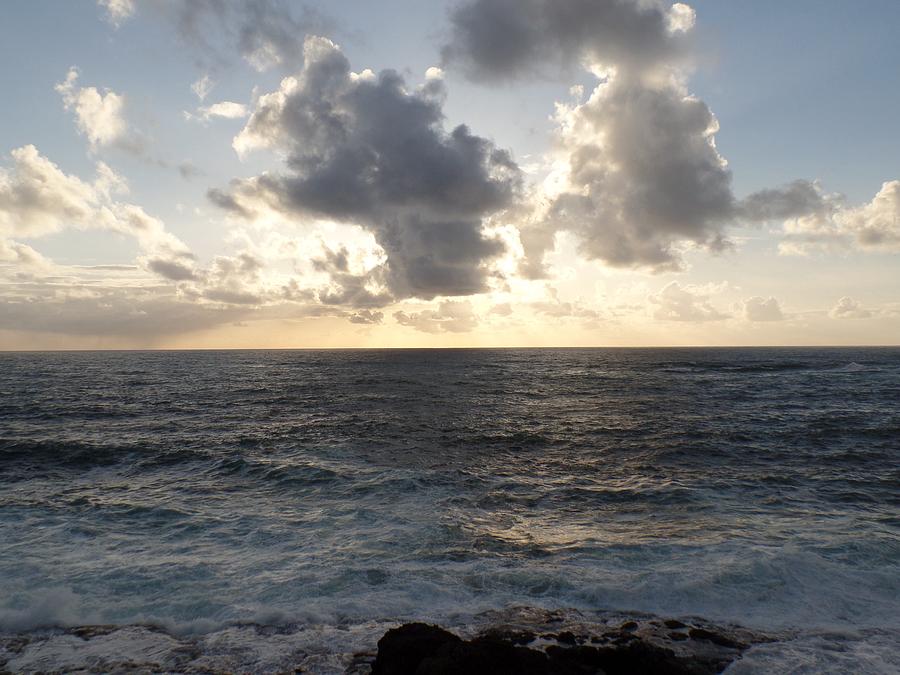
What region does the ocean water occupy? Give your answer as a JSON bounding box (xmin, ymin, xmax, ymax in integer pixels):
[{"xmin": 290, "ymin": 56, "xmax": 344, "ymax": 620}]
[{"xmin": 1, "ymin": 347, "xmax": 898, "ymax": 672}]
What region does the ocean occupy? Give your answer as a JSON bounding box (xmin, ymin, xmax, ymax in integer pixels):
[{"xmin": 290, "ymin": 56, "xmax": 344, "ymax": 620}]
[{"xmin": 1, "ymin": 348, "xmax": 898, "ymax": 672}]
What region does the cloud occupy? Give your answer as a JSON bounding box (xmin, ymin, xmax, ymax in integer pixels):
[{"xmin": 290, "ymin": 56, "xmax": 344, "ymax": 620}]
[
  {"xmin": 186, "ymin": 101, "xmax": 249, "ymax": 122},
  {"xmin": 520, "ymin": 71, "xmax": 734, "ymax": 274},
  {"xmin": 442, "ymin": 2, "xmax": 736, "ymax": 274},
  {"xmin": 838, "ymin": 181, "xmax": 900, "ymax": 251},
  {"xmin": 145, "ymin": 256, "xmax": 198, "ymax": 281},
  {"xmin": 648, "ymin": 281, "xmax": 728, "ymax": 322},
  {"xmin": 311, "ymin": 245, "xmax": 393, "ymax": 308},
  {"xmin": 212, "ymin": 36, "xmax": 521, "ymax": 303},
  {"xmin": 191, "ymin": 74, "xmax": 214, "ymax": 101},
  {"xmin": 442, "ymin": 0, "xmax": 693, "ymax": 82},
  {"xmin": 348, "ymin": 309, "xmax": 383, "ymax": 325},
  {"xmin": 742, "ymin": 296, "xmax": 784, "ymax": 322},
  {"xmin": 146, "ymin": 0, "xmax": 336, "ymax": 72},
  {"xmin": 178, "ymin": 162, "xmax": 204, "ymax": 180},
  {"xmin": 445, "ymin": 1, "xmax": 898, "ymax": 276},
  {"xmin": 194, "ymin": 253, "xmax": 265, "ymax": 305},
  {"xmin": 829, "ymin": 296, "xmax": 873, "ymax": 320},
  {"xmin": 764, "ymin": 180, "xmax": 900, "ymax": 255},
  {"xmin": 0, "ymin": 145, "xmax": 193, "ymax": 277},
  {"xmin": 529, "ymin": 287, "xmax": 600, "ymax": 320},
  {"xmin": 394, "ymin": 300, "xmax": 478, "ymax": 333},
  {"xmin": 0, "ymin": 240, "xmax": 52, "ymax": 271},
  {"xmin": 0, "ymin": 145, "xmax": 109, "ymax": 238},
  {"xmin": 56, "ymin": 68, "xmax": 128, "ymax": 150},
  {"xmin": 97, "ymin": 0, "xmax": 135, "ymax": 26},
  {"xmin": 0, "ymin": 283, "xmax": 248, "ymax": 338},
  {"xmin": 739, "ymin": 179, "xmax": 835, "ymax": 223}
]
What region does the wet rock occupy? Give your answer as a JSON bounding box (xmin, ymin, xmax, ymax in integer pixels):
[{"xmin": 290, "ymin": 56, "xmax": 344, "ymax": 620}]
[
  {"xmin": 371, "ymin": 618, "xmax": 761, "ymax": 675},
  {"xmin": 688, "ymin": 628, "xmax": 745, "ymax": 650},
  {"xmin": 556, "ymin": 631, "xmax": 578, "ymax": 645},
  {"xmin": 547, "ymin": 642, "xmax": 693, "ymax": 674},
  {"xmin": 418, "ymin": 636, "xmax": 550, "ymax": 675},
  {"xmin": 372, "ymin": 623, "xmax": 462, "ymax": 674},
  {"xmin": 480, "ymin": 629, "xmax": 536, "ymax": 646},
  {"xmin": 67, "ymin": 625, "xmax": 120, "ymax": 640}
]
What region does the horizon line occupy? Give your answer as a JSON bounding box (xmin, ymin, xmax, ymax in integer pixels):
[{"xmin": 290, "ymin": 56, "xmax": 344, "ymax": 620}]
[{"xmin": 2, "ymin": 344, "xmax": 899, "ymax": 354}]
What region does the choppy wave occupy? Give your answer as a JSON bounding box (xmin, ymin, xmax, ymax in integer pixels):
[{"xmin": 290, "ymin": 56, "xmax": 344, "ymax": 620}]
[{"xmin": 1, "ymin": 347, "xmax": 898, "ymax": 672}]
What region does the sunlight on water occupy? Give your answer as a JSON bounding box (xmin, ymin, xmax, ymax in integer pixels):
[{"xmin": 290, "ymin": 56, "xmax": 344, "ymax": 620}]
[{"xmin": 1, "ymin": 348, "xmax": 898, "ymax": 672}]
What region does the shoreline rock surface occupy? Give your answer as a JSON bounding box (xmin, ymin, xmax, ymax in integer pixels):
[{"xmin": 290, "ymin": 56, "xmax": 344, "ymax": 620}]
[
  {"xmin": 0, "ymin": 607, "xmax": 773, "ymax": 674},
  {"xmin": 370, "ymin": 611, "xmax": 770, "ymax": 675}
]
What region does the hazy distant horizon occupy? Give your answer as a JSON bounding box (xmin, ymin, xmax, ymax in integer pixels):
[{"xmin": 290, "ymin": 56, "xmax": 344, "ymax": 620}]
[{"xmin": 3, "ymin": 344, "xmax": 900, "ymax": 353}]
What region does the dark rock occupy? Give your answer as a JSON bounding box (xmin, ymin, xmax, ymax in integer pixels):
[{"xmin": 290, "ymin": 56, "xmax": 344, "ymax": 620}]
[
  {"xmin": 688, "ymin": 628, "xmax": 745, "ymax": 650},
  {"xmin": 370, "ymin": 620, "xmax": 754, "ymax": 675},
  {"xmin": 418, "ymin": 636, "xmax": 551, "ymax": 675},
  {"xmin": 619, "ymin": 621, "xmax": 639, "ymax": 632},
  {"xmin": 556, "ymin": 631, "xmax": 578, "ymax": 645},
  {"xmin": 547, "ymin": 642, "xmax": 692, "ymax": 675},
  {"xmin": 612, "ymin": 635, "xmax": 638, "ymax": 646},
  {"xmin": 67, "ymin": 625, "xmax": 119, "ymax": 640},
  {"xmin": 481, "ymin": 629, "xmax": 536, "ymax": 646},
  {"xmin": 664, "ymin": 620, "xmax": 687, "ymax": 630},
  {"xmin": 371, "ymin": 623, "xmax": 462, "ymax": 675}
]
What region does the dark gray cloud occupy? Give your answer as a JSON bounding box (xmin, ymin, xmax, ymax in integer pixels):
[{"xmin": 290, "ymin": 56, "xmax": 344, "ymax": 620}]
[
  {"xmin": 212, "ymin": 37, "xmax": 521, "ymax": 303},
  {"xmin": 739, "ymin": 180, "xmax": 832, "ymax": 222},
  {"xmin": 145, "ymin": 254, "xmax": 198, "ymax": 281},
  {"xmin": 442, "ymin": 0, "xmax": 693, "ymax": 82}
]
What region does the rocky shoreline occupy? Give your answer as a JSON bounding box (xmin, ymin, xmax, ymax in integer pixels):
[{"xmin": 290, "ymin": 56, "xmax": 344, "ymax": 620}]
[
  {"xmin": 1, "ymin": 608, "xmax": 774, "ymax": 674},
  {"xmin": 366, "ymin": 612, "xmax": 770, "ymax": 675}
]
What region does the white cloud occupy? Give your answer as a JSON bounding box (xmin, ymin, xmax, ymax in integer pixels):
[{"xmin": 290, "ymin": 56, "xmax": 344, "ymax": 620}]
[
  {"xmin": 0, "ymin": 239, "xmax": 51, "ymax": 270},
  {"xmin": 394, "ymin": 300, "xmax": 478, "ymax": 333},
  {"xmin": 829, "ymin": 296, "xmax": 873, "ymax": 320},
  {"xmin": 648, "ymin": 281, "xmax": 729, "ymax": 322},
  {"xmin": 0, "ymin": 145, "xmax": 191, "ymax": 272},
  {"xmin": 742, "ymin": 296, "xmax": 784, "ymax": 322},
  {"xmin": 97, "ymin": 0, "xmax": 135, "ymax": 27},
  {"xmin": 56, "ymin": 68, "xmax": 127, "ymax": 150},
  {"xmin": 191, "ymin": 74, "xmax": 214, "ymax": 101},
  {"xmin": 773, "ymin": 180, "xmax": 900, "ymax": 255},
  {"xmin": 187, "ymin": 101, "xmax": 249, "ymax": 123}
]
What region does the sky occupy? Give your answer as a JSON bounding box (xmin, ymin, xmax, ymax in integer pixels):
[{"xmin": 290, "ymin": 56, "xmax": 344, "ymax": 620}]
[{"xmin": 1, "ymin": 0, "xmax": 898, "ymax": 349}]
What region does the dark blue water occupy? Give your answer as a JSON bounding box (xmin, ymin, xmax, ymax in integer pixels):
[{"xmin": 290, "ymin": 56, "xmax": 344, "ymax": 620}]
[{"xmin": 1, "ymin": 348, "xmax": 898, "ymax": 672}]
